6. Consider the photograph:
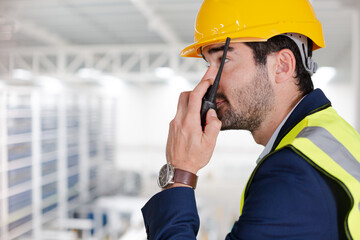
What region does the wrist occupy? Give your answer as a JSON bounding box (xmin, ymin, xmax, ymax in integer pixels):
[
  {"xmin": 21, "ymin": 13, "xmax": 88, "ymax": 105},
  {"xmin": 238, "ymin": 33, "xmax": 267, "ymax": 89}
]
[
  {"xmin": 162, "ymin": 183, "xmax": 192, "ymax": 191},
  {"xmin": 157, "ymin": 163, "xmax": 198, "ymax": 190},
  {"xmin": 171, "ymin": 164, "xmax": 198, "ymax": 175}
]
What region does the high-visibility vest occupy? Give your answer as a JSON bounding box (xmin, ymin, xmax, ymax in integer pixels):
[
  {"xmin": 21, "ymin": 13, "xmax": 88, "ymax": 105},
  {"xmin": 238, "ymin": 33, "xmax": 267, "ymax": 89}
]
[{"xmin": 240, "ymin": 107, "xmax": 360, "ymax": 239}]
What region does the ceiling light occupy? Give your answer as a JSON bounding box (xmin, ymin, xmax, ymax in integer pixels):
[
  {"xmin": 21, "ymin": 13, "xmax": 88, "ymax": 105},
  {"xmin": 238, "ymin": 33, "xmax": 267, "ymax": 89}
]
[
  {"xmin": 168, "ymin": 75, "xmax": 192, "ymax": 91},
  {"xmin": 77, "ymin": 68, "xmax": 102, "ymax": 80},
  {"xmin": 99, "ymin": 75, "xmax": 125, "ymax": 95},
  {"xmin": 100, "ymin": 75, "xmax": 124, "ymax": 87},
  {"xmin": 312, "ymin": 67, "xmax": 336, "ymax": 87},
  {"xmin": 12, "ymin": 69, "xmax": 33, "ymax": 81},
  {"xmin": 36, "ymin": 76, "xmax": 63, "ymax": 93},
  {"xmin": 154, "ymin": 67, "xmax": 175, "ymax": 79}
]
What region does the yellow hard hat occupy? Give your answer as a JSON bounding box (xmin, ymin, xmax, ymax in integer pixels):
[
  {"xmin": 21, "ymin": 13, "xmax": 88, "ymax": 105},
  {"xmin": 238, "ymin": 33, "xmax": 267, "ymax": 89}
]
[{"xmin": 181, "ymin": 0, "xmax": 325, "ymax": 58}]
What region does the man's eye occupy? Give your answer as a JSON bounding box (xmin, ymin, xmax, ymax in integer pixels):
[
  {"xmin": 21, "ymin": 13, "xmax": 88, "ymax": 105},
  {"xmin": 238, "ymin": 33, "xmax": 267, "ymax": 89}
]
[
  {"xmin": 204, "ymin": 58, "xmax": 229, "ymax": 68},
  {"xmin": 219, "ymin": 57, "xmax": 230, "ymax": 63}
]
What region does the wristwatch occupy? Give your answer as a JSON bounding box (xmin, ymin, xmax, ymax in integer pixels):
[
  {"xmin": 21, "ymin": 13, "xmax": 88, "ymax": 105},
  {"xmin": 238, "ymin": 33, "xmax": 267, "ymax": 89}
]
[{"xmin": 157, "ymin": 163, "xmax": 198, "ymax": 189}]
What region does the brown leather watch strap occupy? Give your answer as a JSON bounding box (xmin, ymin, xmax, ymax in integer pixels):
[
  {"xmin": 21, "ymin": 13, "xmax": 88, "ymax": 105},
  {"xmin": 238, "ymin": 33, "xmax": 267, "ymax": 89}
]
[{"xmin": 173, "ymin": 168, "xmax": 198, "ymax": 189}]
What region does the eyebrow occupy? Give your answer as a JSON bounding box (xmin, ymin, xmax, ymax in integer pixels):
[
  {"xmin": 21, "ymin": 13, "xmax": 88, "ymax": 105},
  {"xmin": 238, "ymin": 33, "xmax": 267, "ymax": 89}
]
[{"xmin": 201, "ymin": 45, "xmax": 234, "ymax": 61}]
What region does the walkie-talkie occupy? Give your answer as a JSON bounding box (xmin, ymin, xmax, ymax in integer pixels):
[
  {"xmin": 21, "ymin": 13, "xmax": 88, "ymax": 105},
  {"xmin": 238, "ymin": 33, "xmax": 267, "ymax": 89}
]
[{"xmin": 200, "ymin": 37, "xmax": 231, "ymax": 129}]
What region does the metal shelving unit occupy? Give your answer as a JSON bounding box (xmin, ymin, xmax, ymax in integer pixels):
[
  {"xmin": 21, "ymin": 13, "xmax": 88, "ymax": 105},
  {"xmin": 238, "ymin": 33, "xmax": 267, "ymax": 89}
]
[
  {"xmin": 0, "ymin": 84, "xmax": 118, "ymax": 240},
  {"xmin": 4, "ymin": 89, "xmax": 35, "ymax": 240},
  {"xmin": 87, "ymin": 98, "xmax": 101, "ymax": 201}
]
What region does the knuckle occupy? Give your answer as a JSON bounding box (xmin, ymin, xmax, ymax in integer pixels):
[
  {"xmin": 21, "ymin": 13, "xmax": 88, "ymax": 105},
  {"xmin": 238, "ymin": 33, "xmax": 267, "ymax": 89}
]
[
  {"xmin": 189, "ymin": 90, "xmax": 200, "ymax": 101},
  {"xmin": 179, "ymin": 91, "xmax": 190, "ymax": 99},
  {"xmin": 170, "ymin": 118, "xmax": 179, "ymax": 126},
  {"xmin": 202, "ymin": 78, "xmax": 213, "ymax": 85}
]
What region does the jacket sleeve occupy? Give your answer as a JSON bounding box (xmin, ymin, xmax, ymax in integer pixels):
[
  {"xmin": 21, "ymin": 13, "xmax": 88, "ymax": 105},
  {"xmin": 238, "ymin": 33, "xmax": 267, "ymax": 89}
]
[
  {"xmin": 142, "ymin": 149, "xmax": 342, "ymax": 240},
  {"xmin": 225, "ymin": 148, "xmax": 341, "ymax": 240},
  {"xmin": 141, "ymin": 187, "xmax": 199, "ymax": 240}
]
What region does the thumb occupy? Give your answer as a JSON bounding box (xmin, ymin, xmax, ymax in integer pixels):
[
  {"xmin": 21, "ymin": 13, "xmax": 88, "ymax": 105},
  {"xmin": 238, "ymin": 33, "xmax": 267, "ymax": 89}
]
[{"xmin": 204, "ymin": 109, "xmax": 222, "ymax": 139}]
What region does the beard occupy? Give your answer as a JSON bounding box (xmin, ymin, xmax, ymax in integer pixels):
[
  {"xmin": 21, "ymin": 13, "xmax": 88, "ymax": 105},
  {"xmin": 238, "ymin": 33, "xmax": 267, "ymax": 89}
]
[{"xmin": 217, "ymin": 65, "xmax": 275, "ymax": 132}]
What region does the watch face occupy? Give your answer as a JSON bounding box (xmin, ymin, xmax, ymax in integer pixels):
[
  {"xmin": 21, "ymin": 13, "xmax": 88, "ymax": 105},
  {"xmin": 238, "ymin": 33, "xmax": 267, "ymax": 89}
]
[{"xmin": 157, "ymin": 163, "xmax": 174, "ymax": 188}]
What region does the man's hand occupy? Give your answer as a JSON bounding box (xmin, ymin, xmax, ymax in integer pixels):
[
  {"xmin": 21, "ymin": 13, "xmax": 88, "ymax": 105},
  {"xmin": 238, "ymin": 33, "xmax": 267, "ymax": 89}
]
[{"xmin": 166, "ymin": 79, "xmax": 222, "ymax": 175}]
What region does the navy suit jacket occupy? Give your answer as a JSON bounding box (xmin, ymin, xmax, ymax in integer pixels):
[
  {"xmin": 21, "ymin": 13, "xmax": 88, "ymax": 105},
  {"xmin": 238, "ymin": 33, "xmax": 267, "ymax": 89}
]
[{"xmin": 142, "ymin": 89, "xmax": 349, "ymax": 239}]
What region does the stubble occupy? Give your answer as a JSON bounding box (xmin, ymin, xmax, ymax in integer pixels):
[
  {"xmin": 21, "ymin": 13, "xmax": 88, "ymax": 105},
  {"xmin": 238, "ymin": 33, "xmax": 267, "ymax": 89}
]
[{"xmin": 218, "ymin": 66, "xmax": 275, "ymax": 132}]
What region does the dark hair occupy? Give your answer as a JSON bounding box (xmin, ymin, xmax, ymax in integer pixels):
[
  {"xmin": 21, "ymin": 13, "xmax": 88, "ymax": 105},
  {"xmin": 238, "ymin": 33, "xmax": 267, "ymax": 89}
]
[{"xmin": 245, "ymin": 36, "xmax": 314, "ymax": 95}]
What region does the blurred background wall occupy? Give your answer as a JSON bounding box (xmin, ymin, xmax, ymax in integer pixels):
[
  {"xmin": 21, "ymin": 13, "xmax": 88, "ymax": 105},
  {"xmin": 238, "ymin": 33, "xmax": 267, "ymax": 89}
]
[{"xmin": 0, "ymin": 0, "xmax": 360, "ymax": 239}]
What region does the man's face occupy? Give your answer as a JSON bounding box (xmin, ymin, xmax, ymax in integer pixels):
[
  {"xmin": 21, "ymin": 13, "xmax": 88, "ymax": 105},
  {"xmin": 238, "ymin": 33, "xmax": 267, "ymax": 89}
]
[{"xmin": 202, "ymin": 42, "xmax": 275, "ymax": 132}]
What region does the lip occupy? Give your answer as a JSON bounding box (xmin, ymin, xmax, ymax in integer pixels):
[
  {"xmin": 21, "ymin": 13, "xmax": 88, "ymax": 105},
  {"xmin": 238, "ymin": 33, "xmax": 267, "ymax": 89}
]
[{"xmin": 216, "ymin": 99, "xmax": 225, "ymax": 108}]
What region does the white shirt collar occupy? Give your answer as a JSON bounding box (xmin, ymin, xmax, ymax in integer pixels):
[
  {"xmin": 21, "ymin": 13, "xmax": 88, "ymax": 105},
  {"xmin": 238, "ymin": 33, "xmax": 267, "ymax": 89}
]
[{"xmin": 256, "ymin": 96, "xmax": 306, "ymax": 164}]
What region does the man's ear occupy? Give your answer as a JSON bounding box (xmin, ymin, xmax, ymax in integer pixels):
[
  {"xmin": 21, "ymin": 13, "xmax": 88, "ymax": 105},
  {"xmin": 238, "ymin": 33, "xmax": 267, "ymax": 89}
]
[{"xmin": 275, "ymin": 49, "xmax": 296, "ymax": 83}]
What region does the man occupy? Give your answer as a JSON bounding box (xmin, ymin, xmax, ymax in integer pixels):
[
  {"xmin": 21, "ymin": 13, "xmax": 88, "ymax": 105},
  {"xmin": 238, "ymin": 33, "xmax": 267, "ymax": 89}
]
[{"xmin": 142, "ymin": 0, "xmax": 360, "ymax": 239}]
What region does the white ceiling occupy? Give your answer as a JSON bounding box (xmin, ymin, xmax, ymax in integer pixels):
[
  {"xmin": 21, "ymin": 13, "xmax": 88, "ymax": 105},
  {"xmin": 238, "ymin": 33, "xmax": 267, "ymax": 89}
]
[
  {"xmin": 1, "ymin": 0, "xmax": 202, "ymax": 47},
  {"xmin": 1, "ymin": 0, "xmax": 359, "ymax": 79}
]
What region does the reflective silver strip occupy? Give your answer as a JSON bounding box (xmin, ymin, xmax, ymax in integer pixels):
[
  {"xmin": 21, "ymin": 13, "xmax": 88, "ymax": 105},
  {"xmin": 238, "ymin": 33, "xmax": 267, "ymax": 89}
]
[{"xmin": 296, "ymin": 126, "xmax": 360, "ymax": 184}]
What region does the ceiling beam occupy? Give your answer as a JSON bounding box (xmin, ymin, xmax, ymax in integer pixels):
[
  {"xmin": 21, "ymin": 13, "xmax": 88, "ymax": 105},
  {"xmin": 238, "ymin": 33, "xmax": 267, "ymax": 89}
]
[
  {"xmin": 0, "ymin": 45, "xmax": 205, "ymax": 83},
  {"xmin": 131, "ymin": 0, "xmax": 180, "ymax": 45},
  {"xmin": 14, "ymin": 17, "xmax": 68, "ymax": 46}
]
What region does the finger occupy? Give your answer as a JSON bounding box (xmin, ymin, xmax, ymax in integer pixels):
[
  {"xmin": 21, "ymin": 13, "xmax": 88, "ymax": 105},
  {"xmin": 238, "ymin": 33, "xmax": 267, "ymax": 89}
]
[
  {"xmin": 166, "ymin": 120, "xmax": 174, "ymax": 162},
  {"xmin": 187, "ymin": 79, "xmax": 213, "ymax": 115},
  {"xmin": 203, "ymin": 109, "xmax": 222, "ymax": 141},
  {"xmin": 175, "ymin": 91, "xmax": 190, "ymax": 120}
]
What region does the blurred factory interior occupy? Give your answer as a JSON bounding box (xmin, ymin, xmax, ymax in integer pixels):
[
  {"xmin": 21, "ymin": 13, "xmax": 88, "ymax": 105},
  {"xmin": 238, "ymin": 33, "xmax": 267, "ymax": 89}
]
[{"xmin": 1, "ymin": 0, "xmax": 360, "ymax": 239}]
